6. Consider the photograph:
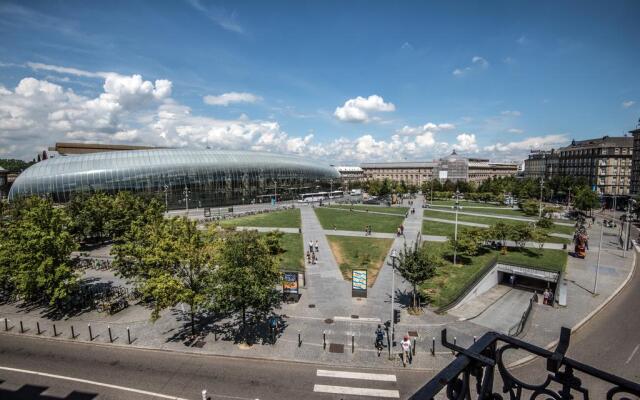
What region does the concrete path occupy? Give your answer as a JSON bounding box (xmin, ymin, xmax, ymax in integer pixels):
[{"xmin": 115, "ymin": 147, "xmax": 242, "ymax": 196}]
[
  {"xmin": 426, "ymin": 208, "xmax": 575, "ymax": 227},
  {"xmin": 324, "ymin": 206, "xmax": 406, "ymax": 219},
  {"xmin": 424, "ymin": 216, "xmax": 488, "ymax": 228},
  {"xmin": 235, "ymin": 226, "xmax": 300, "ymax": 233},
  {"xmin": 448, "ymin": 285, "xmax": 512, "ymax": 321},
  {"xmin": 323, "ymin": 229, "xmax": 396, "ymax": 239},
  {"xmin": 470, "ymin": 288, "xmax": 533, "ymax": 333}
]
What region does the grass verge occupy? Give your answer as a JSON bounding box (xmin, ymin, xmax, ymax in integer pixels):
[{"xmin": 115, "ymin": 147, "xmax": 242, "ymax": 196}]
[
  {"xmin": 327, "ymin": 204, "xmax": 409, "ymax": 215},
  {"xmin": 326, "ymin": 235, "xmax": 394, "ymax": 286},
  {"xmin": 276, "ymin": 233, "xmax": 304, "ymax": 272},
  {"xmin": 315, "ymin": 207, "xmax": 404, "ymax": 233},
  {"xmin": 219, "ymin": 208, "xmax": 301, "ymax": 228}
]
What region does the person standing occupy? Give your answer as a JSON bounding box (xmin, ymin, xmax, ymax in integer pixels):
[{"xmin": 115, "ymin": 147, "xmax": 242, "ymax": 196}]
[
  {"xmin": 401, "ymin": 336, "xmax": 412, "ymax": 367},
  {"xmin": 308, "ymin": 240, "xmax": 314, "ymax": 253},
  {"xmin": 315, "ymin": 240, "xmax": 319, "ymax": 253}
]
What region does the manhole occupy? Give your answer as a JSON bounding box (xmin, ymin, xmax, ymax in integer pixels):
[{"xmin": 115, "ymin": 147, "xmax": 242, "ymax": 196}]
[
  {"xmin": 308, "ymin": 304, "xmax": 316, "ymax": 308},
  {"xmin": 329, "ymin": 343, "xmax": 344, "ymax": 353},
  {"xmin": 351, "ymin": 315, "xmax": 359, "ymax": 319},
  {"xmin": 408, "ymin": 331, "xmax": 419, "ymax": 337},
  {"xmin": 192, "ymin": 340, "xmax": 206, "ymax": 348},
  {"xmin": 324, "ymin": 318, "xmax": 334, "ymax": 324}
]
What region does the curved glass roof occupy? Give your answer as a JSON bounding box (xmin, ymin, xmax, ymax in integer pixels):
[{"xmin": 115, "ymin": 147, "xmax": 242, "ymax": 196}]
[{"xmin": 9, "ymin": 148, "xmax": 340, "ymax": 201}]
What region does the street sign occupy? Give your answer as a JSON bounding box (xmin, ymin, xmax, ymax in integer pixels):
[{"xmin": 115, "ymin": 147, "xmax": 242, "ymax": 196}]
[
  {"xmin": 352, "ymin": 269, "xmax": 367, "ymax": 298},
  {"xmin": 282, "ymin": 272, "xmax": 299, "ymax": 294}
]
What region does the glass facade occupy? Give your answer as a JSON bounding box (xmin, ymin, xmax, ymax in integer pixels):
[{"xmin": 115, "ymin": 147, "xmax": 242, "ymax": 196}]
[{"xmin": 8, "ymin": 149, "xmax": 341, "ymax": 209}]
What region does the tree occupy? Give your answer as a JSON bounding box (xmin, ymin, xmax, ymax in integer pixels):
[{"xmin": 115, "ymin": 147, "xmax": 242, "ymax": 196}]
[
  {"xmin": 396, "ymin": 235, "xmax": 444, "ymax": 309},
  {"xmin": 67, "ymin": 192, "xmax": 112, "ymax": 242},
  {"xmin": 216, "ymin": 230, "xmax": 281, "ymax": 329},
  {"xmin": 530, "ymin": 228, "xmax": 549, "ymax": 250},
  {"xmin": 519, "ymin": 199, "xmax": 540, "ymax": 216},
  {"xmin": 448, "ymin": 228, "xmax": 486, "ymax": 258},
  {"xmin": 0, "ymin": 197, "xmax": 77, "ymax": 306},
  {"xmin": 510, "ymin": 223, "xmax": 533, "ymax": 249},
  {"xmin": 490, "ymin": 221, "xmax": 512, "ymax": 248},
  {"xmin": 106, "ymin": 191, "xmax": 164, "ymax": 239},
  {"xmin": 113, "ymin": 216, "xmax": 218, "ymax": 336},
  {"xmin": 573, "ymin": 187, "xmax": 600, "ymax": 214}
]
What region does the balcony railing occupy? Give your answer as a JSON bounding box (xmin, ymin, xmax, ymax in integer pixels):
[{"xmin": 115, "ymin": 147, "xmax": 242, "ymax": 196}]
[{"xmin": 410, "ymin": 327, "xmax": 640, "ymax": 399}]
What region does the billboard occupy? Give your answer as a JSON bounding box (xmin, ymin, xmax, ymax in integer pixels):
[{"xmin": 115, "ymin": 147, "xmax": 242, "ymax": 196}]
[
  {"xmin": 352, "ymin": 269, "xmax": 367, "ymax": 298},
  {"xmin": 282, "ymin": 272, "xmax": 299, "ymax": 294}
]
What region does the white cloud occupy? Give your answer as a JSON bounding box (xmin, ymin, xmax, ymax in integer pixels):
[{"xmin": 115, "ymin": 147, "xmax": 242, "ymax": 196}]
[
  {"xmin": 508, "ymin": 128, "xmax": 524, "ymax": 134},
  {"xmin": 622, "ymin": 100, "xmax": 635, "ymax": 108},
  {"xmin": 186, "ymin": 0, "xmax": 244, "ymax": 34},
  {"xmin": 484, "ymin": 134, "xmax": 568, "ymax": 153},
  {"xmin": 501, "ymin": 110, "xmax": 522, "ymax": 117},
  {"xmin": 517, "ymin": 35, "xmax": 529, "ymax": 45},
  {"xmin": 452, "ymin": 56, "xmax": 489, "ymax": 77},
  {"xmin": 334, "ymin": 95, "xmax": 395, "ymax": 123},
  {"xmin": 454, "ymin": 133, "xmax": 478, "ymax": 152},
  {"xmin": 203, "ymin": 92, "xmax": 261, "ymax": 106},
  {"xmin": 26, "ymin": 62, "xmax": 113, "ymax": 79}
]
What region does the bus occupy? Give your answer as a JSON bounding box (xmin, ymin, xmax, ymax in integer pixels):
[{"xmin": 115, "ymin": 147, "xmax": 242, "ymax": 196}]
[{"xmin": 298, "ymin": 192, "xmax": 328, "ymax": 203}]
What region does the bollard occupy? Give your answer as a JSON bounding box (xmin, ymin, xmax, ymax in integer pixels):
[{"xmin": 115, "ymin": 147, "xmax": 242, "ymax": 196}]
[
  {"xmin": 214, "ymin": 329, "xmax": 217, "ymax": 342},
  {"xmin": 20, "ymin": 321, "xmax": 24, "ymax": 333},
  {"xmin": 127, "ymin": 326, "xmax": 131, "ymax": 344},
  {"xmin": 473, "ymin": 335, "xmax": 477, "ymax": 343},
  {"xmin": 53, "ymin": 324, "xmax": 57, "ymax": 337},
  {"xmin": 351, "ymin": 335, "xmax": 354, "ymax": 353},
  {"xmin": 431, "ymin": 337, "xmax": 435, "ymax": 356},
  {"xmin": 4, "ymin": 318, "xmax": 7, "ymax": 331},
  {"xmin": 71, "ymin": 325, "xmax": 76, "ymax": 339},
  {"xmin": 37, "ymin": 321, "xmax": 41, "ymax": 335},
  {"xmin": 108, "ymin": 325, "xmax": 113, "ymax": 343},
  {"xmin": 298, "ymin": 330, "xmax": 301, "ymax": 347},
  {"xmin": 88, "ymin": 323, "xmax": 93, "ymax": 341},
  {"xmin": 412, "ymin": 338, "xmax": 416, "ymax": 356},
  {"xmin": 323, "ymin": 331, "xmax": 326, "ymax": 350},
  {"xmin": 452, "ymin": 337, "xmax": 456, "ymax": 355},
  {"xmin": 202, "ymin": 389, "xmax": 207, "ymax": 400}
]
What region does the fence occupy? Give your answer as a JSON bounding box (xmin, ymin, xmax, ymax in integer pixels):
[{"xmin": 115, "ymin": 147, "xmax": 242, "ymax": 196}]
[{"xmin": 508, "ymin": 293, "xmax": 536, "ymax": 336}]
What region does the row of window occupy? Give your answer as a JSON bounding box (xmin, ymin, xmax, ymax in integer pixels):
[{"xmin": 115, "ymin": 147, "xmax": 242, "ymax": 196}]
[{"xmin": 560, "ymin": 147, "xmax": 632, "ymax": 157}]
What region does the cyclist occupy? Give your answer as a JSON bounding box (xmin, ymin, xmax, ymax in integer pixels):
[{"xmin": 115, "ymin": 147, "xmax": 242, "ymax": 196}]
[{"xmin": 375, "ymin": 324, "xmax": 385, "ymax": 356}]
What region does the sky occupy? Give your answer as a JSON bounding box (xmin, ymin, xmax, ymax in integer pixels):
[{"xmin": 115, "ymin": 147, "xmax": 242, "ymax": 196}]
[{"xmin": 0, "ymin": 0, "xmax": 639, "ymax": 163}]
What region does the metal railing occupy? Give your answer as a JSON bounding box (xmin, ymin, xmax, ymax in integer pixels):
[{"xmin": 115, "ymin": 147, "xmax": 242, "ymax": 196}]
[
  {"xmin": 410, "ymin": 328, "xmax": 640, "ymax": 399},
  {"xmin": 508, "ymin": 294, "xmax": 535, "ymax": 336}
]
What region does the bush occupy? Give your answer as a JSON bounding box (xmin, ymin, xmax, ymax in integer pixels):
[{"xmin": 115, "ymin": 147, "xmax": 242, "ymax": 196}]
[{"xmin": 537, "ymin": 217, "xmax": 554, "ymax": 229}]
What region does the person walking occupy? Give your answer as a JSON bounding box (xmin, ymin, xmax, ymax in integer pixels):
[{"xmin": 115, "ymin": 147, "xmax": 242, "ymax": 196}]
[
  {"xmin": 315, "ymin": 240, "xmax": 319, "ymax": 253},
  {"xmin": 308, "ymin": 240, "xmax": 314, "ymax": 253},
  {"xmin": 401, "ymin": 335, "xmax": 412, "ymax": 367},
  {"xmin": 400, "ymin": 224, "xmax": 404, "ymax": 235},
  {"xmin": 543, "ymin": 289, "xmax": 549, "ymax": 305}
]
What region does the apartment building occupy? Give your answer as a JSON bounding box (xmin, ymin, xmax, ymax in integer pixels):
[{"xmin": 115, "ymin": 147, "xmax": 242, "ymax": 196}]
[
  {"xmin": 557, "ymin": 136, "xmax": 633, "ymax": 196},
  {"xmin": 630, "ymin": 127, "xmax": 640, "ymax": 195},
  {"xmin": 360, "ymin": 162, "xmax": 435, "ymax": 186},
  {"xmin": 523, "ymin": 149, "xmax": 559, "ymax": 179}
]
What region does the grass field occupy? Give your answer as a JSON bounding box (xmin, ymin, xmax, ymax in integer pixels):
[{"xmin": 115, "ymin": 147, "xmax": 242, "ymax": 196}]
[
  {"xmin": 326, "ymin": 235, "xmax": 394, "ymax": 286},
  {"xmin": 219, "ymin": 208, "xmax": 301, "ymax": 228},
  {"xmin": 276, "ymin": 233, "xmax": 305, "ymax": 272},
  {"xmin": 428, "ymin": 200, "xmax": 507, "ymax": 208},
  {"xmin": 327, "ymin": 204, "xmax": 409, "ymax": 215},
  {"xmin": 421, "ymin": 219, "xmax": 571, "ymax": 244},
  {"xmin": 315, "ymin": 207, "xmax": 404, "ymax": 233},
  {"xmin": 421, "ymin": 242, "xmax": 567, "ymax": 308},
  {"xmin": 430, "ymin": 205, "xmax": 529, "ymax": 217}
]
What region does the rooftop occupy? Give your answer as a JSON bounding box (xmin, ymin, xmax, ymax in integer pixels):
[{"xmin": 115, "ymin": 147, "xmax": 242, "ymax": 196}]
[{"xmin": 559, "ymin": 135, "xmax": 632, "ymax": 150}]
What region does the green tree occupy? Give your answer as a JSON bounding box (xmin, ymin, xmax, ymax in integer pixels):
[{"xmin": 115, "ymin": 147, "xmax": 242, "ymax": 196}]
[
  {"xmin": 0, "ymin": 197, "xmax": 77, "ymax": 306},
  {"xmin": 67, "ymin": 192, "xmax": 113, "ymax": 242},
  {"xmin": 396, "ymin": 235, "xmax": 444, "ymax": 308},
  {"xmin": 106, "ymin": 192, "xmax": 164, "ymax": 239},
  {"xmin": 113, "ymin": 216, "xmax": 218, "ymax": 336},
  {"xmin": 573, "ymin": 187, "xmax": 600, "ymax": 214},
  {"xmin": 448, "ymin": 227, "xmax": 486, "ymax": 258},
  {"xmin": 216, "ymin": 230, "xmax": 281, "ymax": 329},
  {"xmin": 530, "ymin": 228, "xmax": 549, "ymax": 250},
  {"xmin": 510, "ymin": 223, "xmax": 533, "ymax": 249},
  {"xmin": 519, "ymin": 199, "xmax": 540, "ymax": 216},
  {"xmin": 490, "ymin": 221, "xmax": 512, "ymax": 248}
]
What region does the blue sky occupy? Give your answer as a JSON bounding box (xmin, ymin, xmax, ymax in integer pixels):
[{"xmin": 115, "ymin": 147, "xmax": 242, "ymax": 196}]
[{"xmin": 0, "ymin": 0, "xmax": 639, "ymax": 163}]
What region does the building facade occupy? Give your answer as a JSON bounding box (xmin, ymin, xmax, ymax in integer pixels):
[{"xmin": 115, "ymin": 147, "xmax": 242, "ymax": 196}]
[
  {"xmin": 523, "ymin": 150, "xmax": 559, "ymax": 179},
  {"xmin": 630, "ymin": 128, "xmax": 640, "ymax": 195},
  {"xmin": 468, "ymin": 158, "xmax": 519, "ymax": 182},
  {"xmin": 334, "ymin": 166, "xmax": 364, "ymax": 184},
  {"xmin": 557, "ymin": 136, "xmax": 633, "ymax": 196},
  {"xmin": 360, "ymin": 162, "xmax": 435, "ymax": 186},
  {"xmin": 9, "ymin": 149, "xmax": 340, "ymax": 208}
]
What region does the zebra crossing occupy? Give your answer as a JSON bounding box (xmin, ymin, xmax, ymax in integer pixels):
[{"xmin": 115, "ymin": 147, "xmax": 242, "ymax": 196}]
[{"xmin": 313, "ymin": 369, "xmax": 400, "ymax": 398}]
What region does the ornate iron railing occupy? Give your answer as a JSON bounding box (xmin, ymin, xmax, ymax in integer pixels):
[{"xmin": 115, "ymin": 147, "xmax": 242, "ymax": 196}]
[{"xmin": 410, "ymin": 327, "xmax": 640, "ymax": 399}]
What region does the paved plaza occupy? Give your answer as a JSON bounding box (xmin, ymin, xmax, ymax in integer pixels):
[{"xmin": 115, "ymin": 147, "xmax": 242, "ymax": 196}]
[{"xmin": 0, "ymin": 200, "xmax": 637, "ymax": 371}]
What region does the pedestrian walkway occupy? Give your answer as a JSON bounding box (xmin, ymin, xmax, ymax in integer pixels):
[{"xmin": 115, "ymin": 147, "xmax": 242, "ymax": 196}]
[
  {"xmin": 313, "ymin": 369, "xmax": 400, "ymax": 398},
  {"xmin": 323, "ymin": 229, "xmax": 396, "ymax": 239},
  {"xmin": 234, "ymin": 226, "xmax": 300, "ymax": 233},
  {"xmin": 448, "ymin": 285, "xmax": 512, "ymax": 321},
  {"xmin": 424, "ymin": 216, "xmax": 488, "ymax": 228},
  {"xmin": 469, "ymin": 288, "xmax": 533, "ymax": 333}
]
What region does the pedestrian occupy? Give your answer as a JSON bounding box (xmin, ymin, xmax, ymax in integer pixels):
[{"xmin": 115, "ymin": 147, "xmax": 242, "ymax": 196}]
[
  {"xmin": 315, "ymin": 240, "xmax": 319, "ymax": 253},
  {"xmin": 308, "ymin": 240, "xmax": 313, "ymax": 253},
  {"xmin": 543, "ymin": 289, "xmax": 549, "ymax": 305},
  {"xmin": 306, "ymin": 251, "xmax": 311, "ymax": 264},
  {"xmin": 509, "ymin": 274, "xmax": 516, "ymax": 287},
  {"xmin": 364, "ymin": 226, "xmax": 368, "ymax": 236},
  {"xmin": 397, "ymin": 227, "xmax": 401, "ymax": 237},
  {"xmin": 548, "ymin": 289, "xmax": 554, "ymax": 305},
  {"xmin": 400, "ymin": 224, "xmax": 404, "ymax": 235},
  {"xmin": 401, "ymin": 336, "xmax": 412, "ymax": 367}
]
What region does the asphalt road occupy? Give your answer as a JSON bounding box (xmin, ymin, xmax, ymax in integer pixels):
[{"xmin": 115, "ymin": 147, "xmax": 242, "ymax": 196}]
[{"xmin": 0, "ymin": 334, "xmax": 435, "ymax": 400}]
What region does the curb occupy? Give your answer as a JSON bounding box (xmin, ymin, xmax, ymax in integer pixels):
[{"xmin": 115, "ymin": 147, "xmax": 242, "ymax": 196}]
[{"xmin": 507, "ymin": 244, "xmax": 637, "ymax": 369}]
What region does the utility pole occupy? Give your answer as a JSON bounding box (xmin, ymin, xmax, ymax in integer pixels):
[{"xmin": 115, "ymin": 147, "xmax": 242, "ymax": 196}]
[
  {"xmin": 453, "ymin": 190, "xmax": 459, "ymax": 265},
  {"xmin": 183, "ymin": 185, "xmax": 190, "ymax": 216},
  {"xmin": 163, "ymin": 184, "xmax": 169, "ymax": 211},
  {"xmin": 390, "ymin": 249, "xmax": 398, "ymax": 345},
  {"xmin": 538, "ymin": 177, "xmax": 544, "ymax": 218},
  {"xmin": 594, "ymin": 222, "xmax": 604, "ymax": 295}
]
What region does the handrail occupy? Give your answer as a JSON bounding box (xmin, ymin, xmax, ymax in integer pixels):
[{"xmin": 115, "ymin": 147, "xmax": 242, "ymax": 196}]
[{"xmin": 508, "ymin": 294, "xmax": 535, "ymax": 336}]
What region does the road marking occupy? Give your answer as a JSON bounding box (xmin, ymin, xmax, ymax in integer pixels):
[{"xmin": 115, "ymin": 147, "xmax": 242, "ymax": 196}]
[
  {"xmin": 626, "ymin": 344, "xmax": 639, "ymax": 364},
  {"xmin": 316, "ymin": 369, "xmax": 396, "ymax": 382},
  {"xmin": 333, "ymin": 316, "xmax": 381, "ymax": 322},
  {"xmin": 0, "ymin": 365, "xmax": 189, "ymax": 400},
  {"xmin": 313, "ymin": 384, "xmax": 399, "ymax": 398}
]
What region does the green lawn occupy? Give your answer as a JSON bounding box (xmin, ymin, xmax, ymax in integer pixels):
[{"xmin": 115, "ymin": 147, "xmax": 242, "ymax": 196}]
[
  {"xmin": 421, "ymin": 219, "xmax": 571, "ymax": 244},
  {"xmin": 327, "ymin": 204, "xmax": 409, "ymax": 215},
  {"xmin": 424, "ymin": 209, "xmax": 535, "ymax": 224},
  {"xmin": 430, "ymin": 206, "xmax": 529, "ymax": 217},
  {"xmin": 276, "ymin": 233, "xmax": 305, "ymax": 272},
  {"xmin": 421, "ymin": 242, "xmax": 567, "ymax": 308},
  {"xmin": 315, "ymin": 207, "xmax": 404, "ymax": 233},
  {"xmin": 429, "ymin": 200, "xmax": 507, "ymax": 208},
  {"xmin": 219, "ymin": 208, "xmax": 301, "ymax": 228},
  {"xmin": 326, "ymin": 235, "xmax": 394, "ymax": 286}
]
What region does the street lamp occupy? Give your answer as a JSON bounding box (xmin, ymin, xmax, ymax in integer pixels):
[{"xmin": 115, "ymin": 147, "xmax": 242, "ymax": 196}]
[
  {"xmin": 183, "ymin": 185, "xmax": 190, "ymax": 216},
  {"xmin": 594, "ymin": 221, "xmax": 605, "ymax": 295},
  {"xmin": 453, "ymin": 191, "xmax": 460, "ymax": 265},
  {"xmin": 623, "ymin": 198, "xmax": 636, "ymax": 258},
  {"xmin": 390, "ymin": 249, "xmax": 398, "ymax": 345},
  {"xmin": 538, "ymin": 177, "xmax": 544, "ymax": 218}
]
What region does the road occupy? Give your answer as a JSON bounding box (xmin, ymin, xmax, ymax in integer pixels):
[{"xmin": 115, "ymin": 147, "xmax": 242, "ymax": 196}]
[{"xmin": 0, "ymin": 334, "xmax": 434, "ymax": 400}]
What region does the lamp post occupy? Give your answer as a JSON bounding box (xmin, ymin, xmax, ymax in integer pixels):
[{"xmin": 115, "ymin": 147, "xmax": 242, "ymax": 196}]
[
  {"xmin": 538, "ymin": 177, "xmax": 544, "ymax": 218},
  {"xmin": 163, "ymin": 184, "xmax": 169, "ymax": 212},
  {"xmin": 183, "ymin": 186, "xmax": 190, "ymax": 217},
  {"xmin": 453, "ymin": 191, "xmax": 460, "ymax": 265},
  {"xmin": 623, "ymin": 198, "xmax": 635, "ymax": 257},
  {"xmin": 390, "ymin": 249, "xmax": 398, "ymax": 344},
  {"xmin": 594, "ymin": 221, "xmax": 604, "ymax": 295},
  {"xmin": 329, "ymin": 179, "xmax": 333, "ymax": 205}
]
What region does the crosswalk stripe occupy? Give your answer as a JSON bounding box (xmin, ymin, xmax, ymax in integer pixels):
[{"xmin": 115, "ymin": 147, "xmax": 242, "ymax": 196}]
[
  {"xmin": 316, "ymin": 369, "xmax": 396, "ymax": 382},
  {"xmin": 313, "ymin": 384, "xmax": 400, "ymax": 398}
]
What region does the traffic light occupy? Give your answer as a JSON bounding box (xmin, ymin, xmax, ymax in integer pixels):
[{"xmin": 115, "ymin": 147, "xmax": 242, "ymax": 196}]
[{"xmin": 393, "ymin": 309, "xmax": 400, "ymax": 324}]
